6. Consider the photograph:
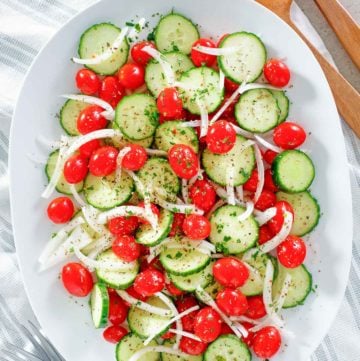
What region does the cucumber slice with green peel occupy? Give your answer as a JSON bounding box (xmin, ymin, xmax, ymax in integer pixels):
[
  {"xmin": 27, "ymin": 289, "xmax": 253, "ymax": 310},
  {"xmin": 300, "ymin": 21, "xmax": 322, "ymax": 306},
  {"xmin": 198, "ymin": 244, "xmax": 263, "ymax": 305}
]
[
  {"xmin": 209, "ymin": 205, "xmax": 259, "ymax": 254},
  {"xmin": 180, "ymin": 67, "xmax": 224, "ymax": 114},
  {"xmin": 235, "ymin": 89, "xmax": 280, "ymax": 133},
  {"xmin": 145, "ymin": 52, "xmax": 194, "ymax": 97},
  {"xmin": 218, "ymin": 32, "xmax": 266, "ymax": 84},
  {"xmin": 136, "ymin": 157, "xmax": 180, "ymax": 203},
  {"xmin": 83, "ymin": 172, "xmax": 134, "ymax": 210},
  {"xmin": 135, "ymin": 209, "xmax": 173, "ymax": 246},
  {"xmin": 45, "ymin": 150, "xmax": 83, "ymax": 195},
  {"xmin": 160, "ymin": 241, "xmax": 211, "ymax": 276},
  {"xmin": 161, "ymin": 339, "xmax": 202, "ymax": 361},
  {"xmin": 276, "ymin": 191, "xmax": 320, "ymax": 236},
  {"xmin": 204, "ymin": 334, "xmax": 252, "ymax": 361},
  {"xmin": 116, "ymin": 333, "xmax": 159, "ymax": 361},
  {"xmin": 202, "ymin": 135, "xmax": 256, "ymax": 187},
  {"xmin": 270, "ymin": 90, "xmax": 290, "ymax": 123},
  {"xmin": 60, "ymin": 99, "xmax": 88, "ymax": 136},
  {"xmin": 155, "ymin": 14, "xmax": 199, "ymax": 54},
  {"xmin": 168, "ymin": 261, "xmax": 214, "ymax": 292},
  {"xmin": 239, "ymin": 250, "xmax": 277, "ymax": 296},
  {"xmin": 273, "ymin": 263, "xmax": 312, "ymax": 308},
  {"xmin": 96, "ymin": 250, "xmax": 139, "ymax": 289},
  {"xmin": 155, "ymin": 121, "xmax": 199, "ymax": 153},
  {"xmin": 128, "ymin": 295, "xmax": 173, "ymax": 338},
  {"xmin": 115, "ymin": 94, "xmax": 159, "ymax": 140},
  {"xmin": 90, "ymin": 283, "xmax": 109, "ymax": 328},
  {"xmin": 78, "ymin": 23, "xmax": 129, "ymax": 75},
  {"xmin": 272, "ymin": 150, "xmax": 315, "ymax": 193}
]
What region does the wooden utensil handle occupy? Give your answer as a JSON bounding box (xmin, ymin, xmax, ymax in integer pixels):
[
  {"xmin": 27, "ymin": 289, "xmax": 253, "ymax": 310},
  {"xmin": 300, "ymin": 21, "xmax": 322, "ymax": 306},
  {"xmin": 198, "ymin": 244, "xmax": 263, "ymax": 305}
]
[
  {"xmin": 287, "ymin": 20, "xmax": 360, "ymax": 137},
  {"xmin": 315, "ymin": 0, "xmax": 360, "ymax": 69}
]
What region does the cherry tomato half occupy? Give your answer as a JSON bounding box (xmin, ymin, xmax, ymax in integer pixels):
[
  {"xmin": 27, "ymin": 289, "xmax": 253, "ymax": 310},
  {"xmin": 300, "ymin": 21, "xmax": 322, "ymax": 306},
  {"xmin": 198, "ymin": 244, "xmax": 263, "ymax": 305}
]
[
  {"xmin": 77, "ymin": 105, "xmax": 108, "ymax": 134},
  {"xmin": 99, "ymin": 76, "xmax": 125, "ymax": 108},
  {"xmin": 263, "ymin": 149, "xmax": 278, "ymax": 165},
  {"xmin": 118, "ymin": 63, "xmax": 145, "ymax": 90},
  {"xmin": 273, "ymin": 122, "xmax": 307, "ymax": 149},
  {"xmin": 268, "ymin": 201, "xmax": 294, "ymax": 234},
  {"xmin": 191, "ymin": 38, "xmax": 217, "ymax": 67},
  {"xmin": 189, "ymin": 179, "xmax": 216, "ymax": 213},
  {"xmin": 216, "ymin": 288, "xmax": 248, "ymax": 316},
  {"xmin": 121, "ymin": 144, "xmax": 148, "ymax": 171},
  {"xmin": 75, "ymin": 69, "xmax": 100, "ymax": 95},
  {"xmin": 89, "ymin": 146, "xmax": 118, "ymax": 176},
  {"xmin": 157, "ymin": 87, "xmax": 183, "ymax": 119},
  {"xmin": 277, "ymin": 235, "xmax": 306, "ymax": 268},
  {"xmin": 47, "ymin": 197, "xmax": 74, "ymax": 224},
  {"xmin": 126, "ymin": 285, "xmax": 148, "ymax": 302},
  {"xmin": 108, "ymin": 215, "xmax": 139, "ymax": 235},
  {"xmin": 252, "ymin": 326, "xmax": 282, "ymax": 358},
  {"xmin": 168, "ymin": 144, "xmax": 199, "ymax": 179},
  {"xmin": 179, "ymin": 336, "xmax": 207, "ymax": 356},
  {"xmin": 131, "ymin": 41, "xmax": 156, "ymax": 65},
  {"xmin": 194, "ymin": 307, "xmax": 222, "ymax": 343},
  {"xmin": 182, "ymin": 214, "xmax": 211, "ymax": 240},
  {"xmin": 176, "ymin": 296, "xmax": 199, "ymax": 332},
  {"xmin": 61, "ymin": 262, "xmax": 93, "ymax": 297},
  {"xmin": 264, "ymin": 59, "xmax": 290, "ymax": 87},
  {"xmin": 213, "ymin": 258, "xmax": 249, "ymax": 288},
  {"xmin": 112, "ymin": 234, "xmax": 141, "ymax": 262},
  {"xmin": 169, "ymin": 213, "xmax": 185, "ymax": 237},
  {"xmin": 103, "ymin": 325, "xmax": 128, "ymax": 344},
  {"xmin": 133, "ymin": 269, "xmax": 165, "ymax": 297},
  {"xmin": 254, "ymin": 190, "xmax": 276, "ymax": 211},
  {"xmin": 63, "ymin": 154, "xmax": 88, "ymax": 184},
  {"xmin": 258, "ymin": 224, "xmax": 273, "ymax": 245},
  {"xmin": 243, "ymin": 169, "xmax": 258, "ymax": 192},
  {"xmin": 108, "ymin": 291, "xmax": 128, "ymax": 325},
  {"xmin": 79, "ymin": 139, "xmax": 101, "ymax": 158},
  {"xmin": 245, "ymin": 295, "xmax": 267, "ymax": 319},
  {"xmin": 206, "ymin": 120, "xmax": 236, "ymax": 154}
]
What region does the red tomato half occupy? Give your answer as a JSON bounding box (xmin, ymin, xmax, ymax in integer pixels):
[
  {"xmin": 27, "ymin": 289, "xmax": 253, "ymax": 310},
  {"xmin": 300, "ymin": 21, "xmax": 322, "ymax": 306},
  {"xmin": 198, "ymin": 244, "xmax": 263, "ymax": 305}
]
[
  {"xmin": 168, "ymin": 144, "xmax": 199, "ymax": 179},
  {"xmin": 206, "ymin": 120, "xmax": 236, "ymax": 154},
  {"xmin": 133, "ymin": 269, "xmax": 165, "ymax": 297},
  {"xmin": 176, "ymin": 296, "xmax": 199, "ymax": 332},
  {"xmin": 121, "ymin": 144, "xmax": 148, "ymax": 171},
  {"xmin": 108, "ymin": 215, "xmax": 139, "ymax": 235},
  {"xmin": 191, "ymin": 38, "xmax": 216, "ymax": 67},
  {"xmin": 157, "ymin": 87, "xmax": 183, "ymax": 119},
  {"xmin": 63, "ymin": 154, "xmax": 88, "ymax": 184},
  {"xmin": 108, "ymin": 291, "xmax": 128, "ymax": 325},
  {"xmin": 89, "ymin": 146, "xmax": 118, "ymax": 176},
  {"xmin": 99, "ymin": 76, "xmax": 125, "ymax": 108},
  {"xmin": 112, "ymin": 234, "xmax": 141, "ymax": 262},
  {"xmin": 264, "ymin": 59, "xmax": 290, "ymax": 87},
  {"xmin": 103, "ymin": 325, "xmax": 128, "ymax": 344},
  {"xmin": 182, "ymin": 214, "xmax": 211, "ymax": 240},
  {"xmin": 213, "ymin": 258, "xmax": 249, "ymax": 288},
  {"xmin": 268, "ymin": 201, "xmax": 294, "ymax": 234},
  {"xmin": 75, "ymin": 69, "xmax": 100, "ymax": 95},
  {"xmin": 216, "ymin": 288, "xmax": 248, "ymax": 316},
  {"xmin": 77, "ymin": 105, "xmax": 107, "ymax": 134},
  {"xmin": 179, "ymin": 336, "xmax": 207, "ymax": 356},
  {"xmin": 118, "ymin": 63, "xmax": 145, "ymax": 89},
  {"xmin": 273, "ymin": 122, "xmax": 306, "ymax": 149},
  {"xmin": 47, "ymin": 197, "xmax": 74, "ymax": 224},
  {"xmin": 131, "ymin": 41, "xmax": 156, "ymax": 65},
  {"xmin": 189, "ymin": 179, "xmax": 216, "ymax": 213},
  {"xmin": 277, "ymin": 235, "xmax": 306, "ymax": 268},
  {"xmin": 245, "ymin": 295, "xmax": 267, "ymax": 320},
  {"xmin": 61, "ymin": 262, "xmax": 93, "ymax": 297},
  {"xmin": 252, "ymin": 326, "xmax": 282, "ymax": 358},
  {"xmin": 194, "ymin": 307, "xmax": 222, "ymax": 343}
]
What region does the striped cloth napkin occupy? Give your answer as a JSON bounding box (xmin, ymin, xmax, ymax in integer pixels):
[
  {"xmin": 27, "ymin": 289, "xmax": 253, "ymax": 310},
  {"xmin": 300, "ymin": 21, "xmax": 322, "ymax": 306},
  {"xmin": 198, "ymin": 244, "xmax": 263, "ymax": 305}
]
[{"xmin": 0, "ymin": 1, "xmax": 359, "ymax": 360}]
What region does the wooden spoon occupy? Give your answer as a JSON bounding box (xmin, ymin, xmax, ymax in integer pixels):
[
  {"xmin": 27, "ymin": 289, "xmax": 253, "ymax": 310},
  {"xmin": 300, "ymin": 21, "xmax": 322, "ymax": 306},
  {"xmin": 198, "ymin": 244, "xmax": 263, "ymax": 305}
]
[{"xmin": 257, "ymin": 0, "xmax": 360, "ymax": 138}]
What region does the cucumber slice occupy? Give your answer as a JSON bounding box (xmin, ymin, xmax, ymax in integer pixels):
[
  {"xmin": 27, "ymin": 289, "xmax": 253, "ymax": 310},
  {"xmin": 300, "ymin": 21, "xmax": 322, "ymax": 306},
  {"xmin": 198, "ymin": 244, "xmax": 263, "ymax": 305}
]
[
  {"xmin": 90, "ymin": 283, "xmax": 109, "ymax": 328},
  {"xmin": 239, "ymin": 249, "xmax": 277, "ymax": 296},
  {"xmin": 235, "ymin": 89, "xmax": 280, "ymax": 133},
  {"xmin": 276, "ymin": 191, "xmax": 320, "ymax": 236},
  {"xmin": 84, "ymin": 172, "xmax": 134, "ymax": 210},
  {"xmin": 155, "ymin": 121, "xmax": 199, "ymax": 153},
  {"xmin": 96, "ymin": 250, "xmax": 139, "ymax": 289},
  {"xmin": 218, "ymin": 32, "xmax": 266, "ymax": 84},
  {"xmin": 128, "ymin": 295, "xmax": 173, "ymax": 338},
  {"xmin": 209, "ymin": 205, "xmax": 258, "ymax": 254},
  {"xmin": 168, "ymin": 261, "xmax": 214, "ymax": 292},
  {"xmin": 180, "ymin": 67, "xmax": 224, "ymax": 114},
  {"xmin": 202, "ymin": 135, "xmax": 255, "ymax": 186},
  {"xmin": 270, "ymin": 90, "xmax": 289, "ymax": 123},
  {"xmin": 45, "ymin": 150, "xmax": 83, "ymax": 195},
  {"xmin": 272, "ymin": 150, "xmax": 315, "ymax": 193},
  {"xmin": 60, "ymin": 99, "xmax": 88, "ymax": 136},
  {"xmin": 273, "ymin": 263, "xmax": 312, "ymax": 308},
  {"xmin": 162, "ymin": 339, "xmax": 202, "ymax": 361},
  {"xmin": 135, "ymin": 209, "xmax": 173, "ymax": 246},
  {"xmin": 160, "ymin": 240, "xmax": 211, "ymax": 276},
  {"xmin": 204, "ymin": 334, "xmax": 251, "ymax": 361},
  {"xmin": 198, "ymin": 279, "xmax": 224, "ymax": 300},
  {"xmin": 136, "ymin": 157, "xmax": 180, "ymax": 202},
  {"xmin": 115, "ymin": 94, "xmax": 159, "ymax": 140},
  {"xmin": 155, "ymin": 14, "xmax": 199, "ymax": 54},
  {"xmin": 116, "ymin": 333, "xmax": 159, "ymax": 361},
  {"xmin": 78, "ymin": 23, "xmax": 129, "ymax": 75},
  {"xmin": 146, "ymin": 52, "xmax": 194, "ymax": 97}
]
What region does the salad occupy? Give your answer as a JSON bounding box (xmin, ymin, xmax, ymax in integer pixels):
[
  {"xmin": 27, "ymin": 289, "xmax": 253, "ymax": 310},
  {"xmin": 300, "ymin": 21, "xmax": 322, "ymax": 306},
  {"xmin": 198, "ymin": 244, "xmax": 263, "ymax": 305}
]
[{"xmin": 38, "ymin": 11, "xmax": 320, "ymax": 361}]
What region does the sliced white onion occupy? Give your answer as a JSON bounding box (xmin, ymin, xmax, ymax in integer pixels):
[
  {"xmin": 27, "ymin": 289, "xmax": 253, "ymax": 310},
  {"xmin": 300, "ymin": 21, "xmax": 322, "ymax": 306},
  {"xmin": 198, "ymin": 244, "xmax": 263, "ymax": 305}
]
[
  {"xmin": 86, "ymin": 235, "xmax": 112, "ymax": 259},
  {"xmin": 254, "ymin": 207, "xmax": 277, "ymax": 226},
  {"xmin": 235, "ymin": 185, "xmax": 244, "ymax": 202},
  {"xmin": 197, "ymin": 240, "xmax": 216, "ymax": 253},
  {"xmin": 180, "ymin": 120, "xmax": 201, "ymax": 128},
  {"xmin": 240, "ymin": 82, "xmax": 283, "ymax": 93},
  {"xmin": 211, "ymin": 253, "xmax": 225, "ymax": 259},
  {"xmin": 231, "ymin": 124, "xmax": 254, "ymax": 139},
  {"xmin": 275, "ymin": 273, "xmax": 292, "ymax": 312},
  {"xmin": 192, "ymin": 45, "xmax": 240, "ymax": 56},
  {"xmin": 197, "ymin": 100, "xmax": 209, "ymax": 138},
  {"xmin": 38, "ymin": 216, "xmax": 85, "ymax": 264},
  {"xmin": 116, "ymin": 146, "xmax": 131, "ymax": 183},
  {"xmin": 188, "ymin": 166, "xmax": 204, "ymax": 188},
  {"xmin": 155, "ymin": 197, "xmax": 203, "ymax": 215},
  {"xmin": 254, "ymin": 135, "xmax": 282, "ymax": 153},
  {"xmin": 69, "ymin": 184, "xmax": 86, "ymax": 207},
  {"xmin": 181, "ymin": 179, "xmax": 190, "ymax": 204},
  {"xmin": 219, "ymin": 69, "xmax": 225, "ymax": 91},
  {"xmin": 72, "ymin": 26, "xmax": 129, "ymax": 65},
  {"xmin": 230, "ymin": 316, "xmax": 261, "ymax": 325},
  {"xmin": 238, "ymin": 201, "xmax": 254, "ymax": 222},
  {"xmin": 127, "ymin": 18, "xmax": 146, "ymax": 41},
  {"xmin": 168, "ymin": 329, "xmax": 201, "ymax": 342},
  {"xmin": 258, "ymin": 211, "xmax": 293, "ymax": 253},
  {"xmin": 196, "ymin": 286, "xmax": 248, "ymax": 338},
  {"xmin": 143, "ymin": 305, "xmax": 200, "ymax": 346},
  {"xmin": 97, "ymin": 206, "xmax": 148, "ymax": 225},
  {"xmin": 145, "ymin": 148, "xmax": 168, "ymax": 157},
  {"xmin": 128, "ymin": 346, "xmax": 190, "ymax": 361},
  {"xmin": 263, "ymin": 259, "xmax": 275, "ymax": 317},
  {"xmin": 206, "ymin": 199, "xmax": 226, "ymax": 219},
  {"xmin": 81, "ymin": 205, "xmax": 106, "ymax": 234},
  {"xmin": 156, "ymin": 292, "xmax": 181, "ymax": 349},
  {"xmin": 254, "ymin": 144, "xmax": 265, "ymax": 203},
  {"xmin": 116, "ymin": 290, "xmax": 174, "ymax": 317},
  {"xmin": 142, "ymin": 46, "xmax": 175, "ymax": 85}
]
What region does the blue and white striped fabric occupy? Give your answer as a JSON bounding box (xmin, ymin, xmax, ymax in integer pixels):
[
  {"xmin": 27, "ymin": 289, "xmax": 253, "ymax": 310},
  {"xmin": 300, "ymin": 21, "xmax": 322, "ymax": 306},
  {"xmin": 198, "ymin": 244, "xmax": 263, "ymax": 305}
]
[{"xmin": 0, "ymin": 1, "xmax": 359, "ymax": 360}]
